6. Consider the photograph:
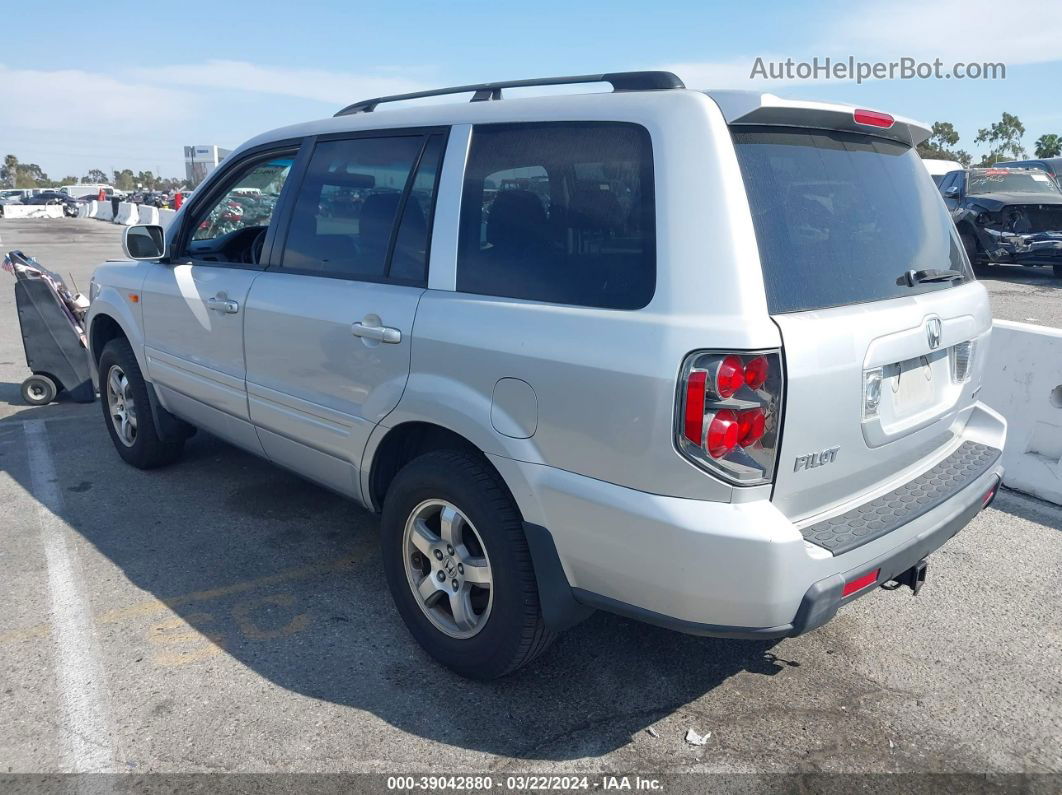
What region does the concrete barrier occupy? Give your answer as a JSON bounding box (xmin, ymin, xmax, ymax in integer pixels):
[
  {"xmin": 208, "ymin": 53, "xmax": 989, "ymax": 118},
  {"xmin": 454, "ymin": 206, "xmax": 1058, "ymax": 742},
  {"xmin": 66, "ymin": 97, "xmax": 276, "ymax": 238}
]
[
  {"xmin": 77, "ymin": 202, "xmax": 91, "ymax": 219},
  {"xmin": 1, "ymin": 204, "xmax": 62, "ymax": 218},
  {"xmin": 86, "ymin": 200, "xmax": 98, "ymax": 219},
  {"xmin": 96, "ymin": 201, "xmax": 113, "ymax": 222},
  {"xmin": 138, "ymin": 204, "xmax": 160, "ymax": 225},
  {"xmin": 158, "ymin": 208, "xmax": 177, "ymax": 229},
  {"xmin": 981, "ymin": 320, "xmax": 1062, "ymax": 505},
  {"xmin": 114, "ymin": 201, "xmax": 139, "ymax": 226}
]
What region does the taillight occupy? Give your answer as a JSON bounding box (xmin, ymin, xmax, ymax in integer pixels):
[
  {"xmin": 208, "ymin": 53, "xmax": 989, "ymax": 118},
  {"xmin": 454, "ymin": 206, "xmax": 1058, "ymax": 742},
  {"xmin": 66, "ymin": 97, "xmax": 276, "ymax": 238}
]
[
  {"xmin": 744, "ymin": 356, "xmax": 769, "ymax": 390},
  {"xmin": 677, "ymin": 350, "xmax": 784, "ymax": 485},
  {"xmin": 706, "ymin": 410, "xmax": 739, "ymax": 458},
  {"xmin": 710, "ymin": 355, "xmax": 745, "ymax": 399},
  {"xmin": 853, "ymin": 109, "xmax": 894, "ymax": 128}
]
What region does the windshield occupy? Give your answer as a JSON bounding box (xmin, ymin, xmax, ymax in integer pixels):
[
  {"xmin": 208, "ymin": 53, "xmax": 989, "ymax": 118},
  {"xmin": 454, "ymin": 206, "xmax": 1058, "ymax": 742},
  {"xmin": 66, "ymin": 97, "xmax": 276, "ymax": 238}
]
[
  {"xmin": 968, "ymin": 170, "xmax": 1061, "ymax": 196},
  {"xmin": 732, "ymin": 126, "xmax": 968, "ymax": 314}
]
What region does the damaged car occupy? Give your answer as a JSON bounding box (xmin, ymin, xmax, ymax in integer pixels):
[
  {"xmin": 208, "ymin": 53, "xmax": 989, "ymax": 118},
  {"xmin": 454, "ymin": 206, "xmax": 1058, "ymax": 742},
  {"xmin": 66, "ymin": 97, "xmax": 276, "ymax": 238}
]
[{"xmin": 941, "ymin": 167, "xmax": 1062, "ymax": 277}]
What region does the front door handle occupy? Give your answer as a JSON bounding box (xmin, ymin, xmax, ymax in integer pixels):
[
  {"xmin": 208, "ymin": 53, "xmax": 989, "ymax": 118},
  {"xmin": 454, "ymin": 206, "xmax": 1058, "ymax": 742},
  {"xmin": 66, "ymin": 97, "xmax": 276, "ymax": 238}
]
[
  {"xmin": 207, "ymin": 296, "xmax": 239, "ymax": 314},
  {"xmin": 352, "ymin": 321, "xmax": 401, "ymax": 344}
]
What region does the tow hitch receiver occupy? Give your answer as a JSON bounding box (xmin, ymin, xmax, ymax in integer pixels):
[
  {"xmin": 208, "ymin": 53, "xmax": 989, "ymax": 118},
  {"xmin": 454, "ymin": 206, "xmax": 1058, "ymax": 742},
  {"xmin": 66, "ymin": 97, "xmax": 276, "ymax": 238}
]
[{"xmin": 889, "ymin": 558, "xmax": 929, "ymax": 596}]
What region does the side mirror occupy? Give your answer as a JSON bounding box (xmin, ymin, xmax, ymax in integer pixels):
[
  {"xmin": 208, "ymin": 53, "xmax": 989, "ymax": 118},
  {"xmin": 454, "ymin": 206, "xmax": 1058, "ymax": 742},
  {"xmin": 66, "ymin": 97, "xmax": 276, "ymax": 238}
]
[
  {"xmin": 944, "ymin": 186, "xmax": 960, "ymax": 197},
  {"xmin": 123, "ymin": 224, "xmax": 166, "ymax": 260}
]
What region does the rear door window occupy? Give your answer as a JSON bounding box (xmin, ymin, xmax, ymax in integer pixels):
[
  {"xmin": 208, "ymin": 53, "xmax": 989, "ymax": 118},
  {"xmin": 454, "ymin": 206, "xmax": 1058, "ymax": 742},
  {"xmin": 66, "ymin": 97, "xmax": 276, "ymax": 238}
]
[
  {"xmin": 456, "ymin": 122, "xmax": 655, "ymax": 310},
  {"xmin": 732, "ymin": 126, "xmax": 969, "ymax": 314},
  {"xmin": 280, "ymin": 134, "xmax": 440, "ymax": 282}
]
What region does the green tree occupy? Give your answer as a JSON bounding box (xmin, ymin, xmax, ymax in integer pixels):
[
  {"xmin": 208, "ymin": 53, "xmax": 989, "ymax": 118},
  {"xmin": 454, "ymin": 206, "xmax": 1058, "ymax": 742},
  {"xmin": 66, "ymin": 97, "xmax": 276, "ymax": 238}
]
[
  {"xmin": 2, "ymin": 154, "xmax": 17, "ymax": 188},
  {"xmin": 113, "ymin": 169, "xmax": 135, "ymax": 191},
  {"xmin": 14, "ymin": 162, "xmax": 48, "ymax": 188},
  {"xmin": 917, "ymin": 121, "xmax": 972, "ymax": 167},
  {"xmin": 975, "ymin": 112, "xmax": 1026, "ymax": 165},
  {"xmin": 84, "ymin": 168, "xmax": 108, "ymax": 184},
  {"xmin": 1034, "ymin": 133, "xmax": 1061, "ymax": 158}
]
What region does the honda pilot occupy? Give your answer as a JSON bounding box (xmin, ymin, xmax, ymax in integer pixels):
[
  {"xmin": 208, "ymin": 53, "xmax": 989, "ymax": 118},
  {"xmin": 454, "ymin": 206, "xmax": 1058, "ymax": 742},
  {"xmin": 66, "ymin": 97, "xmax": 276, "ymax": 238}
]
[{"xmin": 85, "ymin": 72, "xmax": 1006, "ymax": 678}]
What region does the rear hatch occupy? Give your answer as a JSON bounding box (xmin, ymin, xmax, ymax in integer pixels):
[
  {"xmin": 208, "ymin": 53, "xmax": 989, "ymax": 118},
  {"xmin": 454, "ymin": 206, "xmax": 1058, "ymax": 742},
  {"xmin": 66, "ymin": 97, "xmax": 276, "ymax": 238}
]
[{"xmin": 730, "ymin": 123, "xmax": 991, "ymax": 522}]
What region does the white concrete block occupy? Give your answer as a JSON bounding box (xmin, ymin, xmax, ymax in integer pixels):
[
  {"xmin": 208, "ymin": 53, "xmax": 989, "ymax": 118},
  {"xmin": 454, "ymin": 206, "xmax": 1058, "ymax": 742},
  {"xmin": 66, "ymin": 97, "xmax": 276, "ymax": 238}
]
[
  {"xmin": 157, "ymin": 208, "xmax": 177, "ymax": 229},
  {"xmin": 138, "ymin": 204, "xmax": 160, "ymax": 226},
  {"xmin": 980, "ymin": 320, "xmax": 1062, "ymax": 505},
  {"xmin": 96, "ymin": 202, "xmax": 113, "ymax": 222}
]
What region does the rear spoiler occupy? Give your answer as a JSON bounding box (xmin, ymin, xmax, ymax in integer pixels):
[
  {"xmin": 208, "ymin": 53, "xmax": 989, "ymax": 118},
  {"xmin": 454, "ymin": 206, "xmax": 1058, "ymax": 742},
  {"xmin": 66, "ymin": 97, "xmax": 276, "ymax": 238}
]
[{"xmin": 703, "ymin": 90, "xmax": 931, "ymax": 148}]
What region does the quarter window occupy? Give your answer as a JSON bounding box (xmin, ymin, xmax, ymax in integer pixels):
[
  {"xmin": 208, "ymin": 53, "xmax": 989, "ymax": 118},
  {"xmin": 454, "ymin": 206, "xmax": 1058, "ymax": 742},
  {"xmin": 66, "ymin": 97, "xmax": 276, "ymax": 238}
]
[{"xmin": 456, "ymin": 123, "xmax": 655, "ymax": 310}]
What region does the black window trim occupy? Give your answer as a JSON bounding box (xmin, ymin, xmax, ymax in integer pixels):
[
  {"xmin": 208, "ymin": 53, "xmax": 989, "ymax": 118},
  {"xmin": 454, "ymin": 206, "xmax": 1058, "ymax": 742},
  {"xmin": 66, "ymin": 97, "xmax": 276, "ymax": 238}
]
[
  {"xmin": 266, "ymin": 125, "xmax": 451, "ymax": 287},
  {"xmin": 453, "ymin": 119, "xmax": 658, "ymax": 311},
  {"xmin": 171, "ymin": 139, "xmax": 308, "ymax": 272}
]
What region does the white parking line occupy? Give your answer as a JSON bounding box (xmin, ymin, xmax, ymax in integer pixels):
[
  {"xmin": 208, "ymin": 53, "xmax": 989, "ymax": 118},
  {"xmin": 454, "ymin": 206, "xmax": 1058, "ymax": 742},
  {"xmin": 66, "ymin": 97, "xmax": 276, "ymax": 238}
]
[{"xmin": 24, "ymin": 419, "xmax": 117, "ymax": 774}]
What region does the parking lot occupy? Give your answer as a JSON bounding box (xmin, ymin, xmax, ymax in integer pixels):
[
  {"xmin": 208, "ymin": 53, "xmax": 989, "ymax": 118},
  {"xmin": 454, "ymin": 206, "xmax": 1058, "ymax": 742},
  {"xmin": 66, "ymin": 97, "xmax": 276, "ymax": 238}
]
[{"xmin": 1, "ymin": 218, "xmax": 1060, "ymax": 776}]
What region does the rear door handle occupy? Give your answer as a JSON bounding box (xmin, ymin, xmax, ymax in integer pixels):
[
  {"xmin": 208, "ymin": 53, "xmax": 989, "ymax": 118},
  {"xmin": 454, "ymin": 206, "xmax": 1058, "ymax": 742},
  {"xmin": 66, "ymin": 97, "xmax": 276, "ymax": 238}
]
[
  {"xmin": 207, "ymin": 296, "xmax": 239, "ymax": 314},
  {"xmin": 352, "ymin": 321, "xmax": 401, "ymax": 344}
]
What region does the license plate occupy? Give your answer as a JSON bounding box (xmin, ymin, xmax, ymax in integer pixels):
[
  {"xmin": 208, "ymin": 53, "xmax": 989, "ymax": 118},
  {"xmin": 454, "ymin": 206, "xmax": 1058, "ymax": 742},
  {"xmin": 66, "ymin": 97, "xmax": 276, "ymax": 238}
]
[{"xmin": 891, "ymin": 357, "xmax": 934, "ymax": 414}]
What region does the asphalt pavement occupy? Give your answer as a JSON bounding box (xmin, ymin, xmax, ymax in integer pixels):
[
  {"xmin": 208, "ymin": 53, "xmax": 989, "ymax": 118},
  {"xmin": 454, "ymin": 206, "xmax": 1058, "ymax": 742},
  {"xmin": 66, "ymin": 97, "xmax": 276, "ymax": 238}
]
[{"xmin": 0, "ymin": 218, "xmax": 1059, "ymax": 778}]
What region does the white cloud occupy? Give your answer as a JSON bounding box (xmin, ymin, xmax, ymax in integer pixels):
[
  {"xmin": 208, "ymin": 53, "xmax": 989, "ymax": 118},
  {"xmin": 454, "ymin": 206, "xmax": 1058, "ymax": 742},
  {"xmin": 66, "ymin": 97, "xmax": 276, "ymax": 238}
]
[
  {"xmin": 0, "ymin": 64, "xmax": 195, "ymax": 132},
  {"xmin": 139, "ymin": 60, "xmax": 430, "ymax": 105}
]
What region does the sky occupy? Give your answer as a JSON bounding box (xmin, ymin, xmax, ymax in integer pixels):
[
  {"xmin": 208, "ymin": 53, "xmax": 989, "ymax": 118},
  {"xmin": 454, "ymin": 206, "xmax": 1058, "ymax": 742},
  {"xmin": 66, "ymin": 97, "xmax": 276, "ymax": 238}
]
[{"xmin": 2, "ymin": 0, "xmax": 1061, "ymax": 180}]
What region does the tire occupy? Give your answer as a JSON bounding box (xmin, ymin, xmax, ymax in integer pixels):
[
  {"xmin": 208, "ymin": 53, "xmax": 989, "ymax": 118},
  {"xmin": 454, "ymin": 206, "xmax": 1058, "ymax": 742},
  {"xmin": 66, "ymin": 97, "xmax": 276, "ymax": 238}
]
[
  {"xmin": 380, "ymin": 450, "xmax": 554, "ymax": 679},
  {"xmin": 960, "ymin": 230, "xmax": 991, "ymax": 275},
  {"xmin": 21, "ymin": 374, "xmax": 57, "ymax": 406},
  {"xmin": 98, "ymin": 338, "xmax": 184, "ymax": 469},
  {"xmin": 1054, "ymin": 263, "xmax": 1062, "ymax": 279}
]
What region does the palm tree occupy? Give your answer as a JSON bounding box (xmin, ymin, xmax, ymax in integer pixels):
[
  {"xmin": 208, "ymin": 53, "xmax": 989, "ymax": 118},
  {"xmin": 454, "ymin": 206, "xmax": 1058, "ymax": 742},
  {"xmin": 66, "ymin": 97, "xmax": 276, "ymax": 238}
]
[{"xmin": 1034, "ymin": 134, "xmax": 1061, "ymax": 158}]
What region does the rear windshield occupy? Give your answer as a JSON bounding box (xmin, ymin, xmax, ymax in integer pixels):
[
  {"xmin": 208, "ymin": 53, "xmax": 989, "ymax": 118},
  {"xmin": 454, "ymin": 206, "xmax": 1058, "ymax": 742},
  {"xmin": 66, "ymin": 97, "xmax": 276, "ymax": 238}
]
[
  {"xmin": 968, "ymin": 170, "xmax": 1061, "ymax": 196},
  {"xmin": 732, "ymin": 127, "xmax": 968, "ymax": 314}
]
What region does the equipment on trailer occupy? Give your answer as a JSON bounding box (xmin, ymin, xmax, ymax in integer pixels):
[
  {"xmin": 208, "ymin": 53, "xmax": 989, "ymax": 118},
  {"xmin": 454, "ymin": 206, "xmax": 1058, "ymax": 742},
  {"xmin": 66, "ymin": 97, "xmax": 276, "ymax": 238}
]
[{"xmin": 3, "ymin": 250, "xmax": 95, "ymax": 405}]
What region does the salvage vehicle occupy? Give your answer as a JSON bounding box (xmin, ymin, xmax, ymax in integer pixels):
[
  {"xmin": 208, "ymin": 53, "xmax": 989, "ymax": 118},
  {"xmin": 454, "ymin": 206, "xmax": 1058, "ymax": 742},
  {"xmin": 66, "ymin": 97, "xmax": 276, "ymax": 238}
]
[
  {"xmin": 940, "ymin": 167, "xmax": 1062, "ymax": 277},
  {"xmin": 20, "ymin": 190, "xmax": 80, "ymax": 217},
  {"xmin": 85, "ymin": 73, "xmax": 1007, "ymax": 678}
]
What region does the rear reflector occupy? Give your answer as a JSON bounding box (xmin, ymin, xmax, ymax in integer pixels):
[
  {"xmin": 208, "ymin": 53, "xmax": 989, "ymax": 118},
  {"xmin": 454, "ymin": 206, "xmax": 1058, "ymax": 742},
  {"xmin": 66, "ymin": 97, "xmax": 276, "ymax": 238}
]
[
  {"xmin": 683, "ymin": 370, "xmax": 707, "ymax": 444},
  {"xmin": 853, "ymin": 109, "xmax": 894, "ymax": 128},
  {"xmin": 842, "ymin": 568, "xmax": 880, "ymax": 597},
  {"xmin": 981, "ymin": 485, "xmax": 997, "ymax": 508}
]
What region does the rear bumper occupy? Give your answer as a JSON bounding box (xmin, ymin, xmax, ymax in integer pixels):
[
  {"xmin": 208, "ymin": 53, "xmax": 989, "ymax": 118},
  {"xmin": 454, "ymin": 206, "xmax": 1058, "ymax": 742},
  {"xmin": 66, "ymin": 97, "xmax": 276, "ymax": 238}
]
[{"xmin": 493, "ymin": 402, "xmax": 1006, "ymax": 636}]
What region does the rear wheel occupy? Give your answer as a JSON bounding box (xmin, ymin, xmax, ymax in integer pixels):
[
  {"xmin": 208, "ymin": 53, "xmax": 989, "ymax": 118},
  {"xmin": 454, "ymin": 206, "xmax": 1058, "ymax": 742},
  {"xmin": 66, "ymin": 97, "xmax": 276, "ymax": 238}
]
[
  {"xmin": 21, "ymin": 374, "xmax": 57, "ymax": 406},
  {"xmin": 98, "ymin": 338, "xmax": 184, "ymax": 468},
  {"xmin": 380, "ymin": 450, "xmax": 554, "ymax": 679}
]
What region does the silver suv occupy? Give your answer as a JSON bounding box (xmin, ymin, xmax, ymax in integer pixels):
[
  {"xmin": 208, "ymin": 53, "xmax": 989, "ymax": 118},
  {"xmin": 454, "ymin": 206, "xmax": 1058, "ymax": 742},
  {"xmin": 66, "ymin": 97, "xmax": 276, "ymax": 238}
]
[{"xmin": 86, "ymin": 72, "xmax": 1006, "ymax": 679}]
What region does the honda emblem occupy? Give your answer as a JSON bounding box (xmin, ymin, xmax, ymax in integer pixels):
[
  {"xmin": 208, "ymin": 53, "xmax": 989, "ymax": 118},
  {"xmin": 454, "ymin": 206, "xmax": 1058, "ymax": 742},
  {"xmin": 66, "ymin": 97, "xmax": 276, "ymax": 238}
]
[{"xmin": 926, "ymin": 317, "xmax": 942, "ymax": 350}]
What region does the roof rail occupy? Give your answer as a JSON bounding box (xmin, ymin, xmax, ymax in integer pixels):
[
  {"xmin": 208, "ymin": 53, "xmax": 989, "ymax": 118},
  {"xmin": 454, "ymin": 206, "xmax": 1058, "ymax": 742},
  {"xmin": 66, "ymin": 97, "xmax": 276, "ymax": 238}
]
[{"xmin": 334, "ymin": 71, "xmax": 685, "ymax": 116}]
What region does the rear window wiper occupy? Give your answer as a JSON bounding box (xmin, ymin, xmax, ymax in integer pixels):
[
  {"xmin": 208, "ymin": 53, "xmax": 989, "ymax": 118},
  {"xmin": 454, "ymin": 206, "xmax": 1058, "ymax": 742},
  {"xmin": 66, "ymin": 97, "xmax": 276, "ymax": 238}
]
[{"xmin": 896, "ymin": 268, "xmax": 964, "ymax": 287}]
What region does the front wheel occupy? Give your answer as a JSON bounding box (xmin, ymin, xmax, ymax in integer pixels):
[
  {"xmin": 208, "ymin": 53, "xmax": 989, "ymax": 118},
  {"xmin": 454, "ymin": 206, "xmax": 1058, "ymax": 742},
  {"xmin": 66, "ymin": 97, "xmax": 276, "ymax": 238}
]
[
  {"xmin": 380, "ymin": 450, "xmax": 554, "ymax": 679},
  {"xmin": 98, "ymin": 339, "xmax": 184, "ymax": 469}
]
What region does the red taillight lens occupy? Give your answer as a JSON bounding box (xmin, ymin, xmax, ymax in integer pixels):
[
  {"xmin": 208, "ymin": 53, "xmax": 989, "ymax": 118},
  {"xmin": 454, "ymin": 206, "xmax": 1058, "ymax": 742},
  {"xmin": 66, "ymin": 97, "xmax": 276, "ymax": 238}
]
[
  {"xmin": 842, "ymin": 568, "xmax": 880, "ymax": 597},
  {"xmin": 676, "ymin": 350, "xmax": 783, "ymax": 484},
  {"xmin": 705, "ymin": 410, "xmax": 739, "ymax": 458},
  {"xmin": 684, "ymin": 370, "xmax": 707, "ymax": 444},
  {"xmin": 737, "ymin": 408, "xmax": 766, "ymax": 446},
  {"xmin": 744, "ymin": 356, "xmax": 769, "ymax": 390},
  {"xmin": 853, "ymin": 109, "xmax": 894, "ymax": 128},
  {"xmin": 714, "ymin": 355, "xmax": 745, "ymax": 398}
]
